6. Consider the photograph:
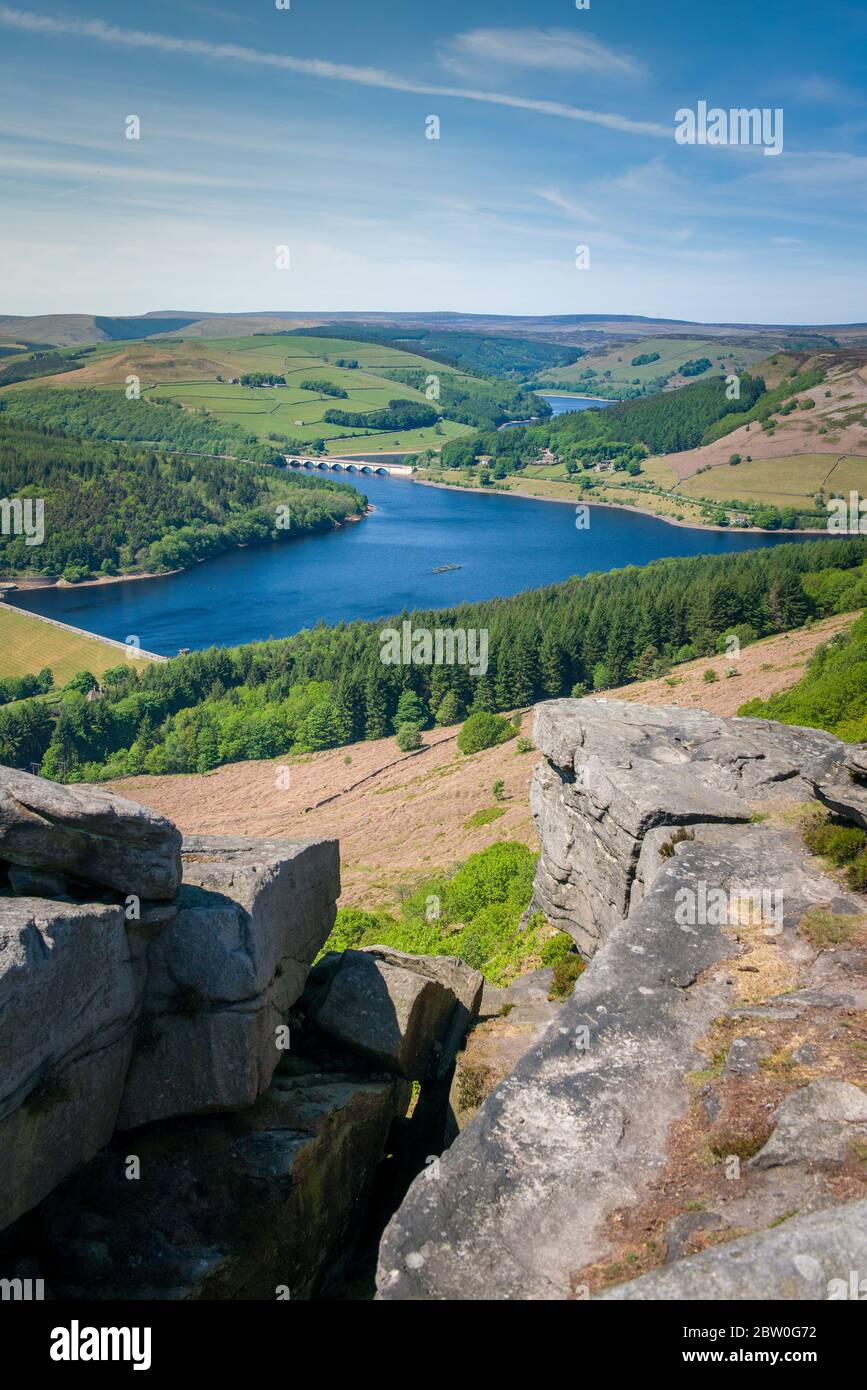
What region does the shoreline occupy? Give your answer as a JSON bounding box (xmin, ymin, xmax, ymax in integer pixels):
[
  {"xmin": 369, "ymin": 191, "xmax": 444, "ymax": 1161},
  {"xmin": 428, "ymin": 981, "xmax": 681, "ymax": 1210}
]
[
  {"xmin": 411, "ymin": 475, "xmax": 830, "ymax": 536},
  {"xmin": 0, "ymin": 508, "xmax": 374, "ymax": 592},
  {"xmin": 0, "ymin": 568, "xmax": 185, "ymax": 591}
]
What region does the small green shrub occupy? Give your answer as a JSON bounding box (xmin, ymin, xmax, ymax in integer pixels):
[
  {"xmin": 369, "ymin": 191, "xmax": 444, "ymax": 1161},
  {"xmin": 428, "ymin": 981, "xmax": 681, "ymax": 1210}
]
[
  {"xmin": 848, "ymin": 849, "xmax": 867, "ymax": 893},
  {"xmin": 457, "ymin": 711, "xmax": 514, "ymax": 755},
  {"xmin": 548, "ymin": 954, "xmax": 586, "ymax": 1000},
  {"xmin": 456, "ymin": 1061, "xmax": 496, "ymax": 1111},
  {"xmin": 464, "ymin": 806, "xmax": 506, "ymax": 829},
  {"xmin": 317, "ymin": 842, "xmax": 541, "ymax": 984},
  {"xmin": 515, "ymin": 736, "xmax": 534, "ymax": 753},
  {"xmin": 540, "ymin": 933, "xmax": 577, "ymax": 967},
  {"xmin": 803, "ymin": 822, "xmax": 866, "ymax": 864},
  {"xmin": 396, "ymin": 722, "xmax": 423, "ymax": 752},
  {"xmin": 703, "ymin": 668, "xmax": 718, "ymax": 684}
]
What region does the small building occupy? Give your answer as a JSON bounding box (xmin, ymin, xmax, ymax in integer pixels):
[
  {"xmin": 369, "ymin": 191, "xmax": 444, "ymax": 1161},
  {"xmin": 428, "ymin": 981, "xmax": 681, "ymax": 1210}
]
[
  {"xmin": 596, "ymin": 460, "xmax": 615, "ymax": 473},
  {"xmin": 85, "ymin": 685, "xmax": 105, "ymax": 703}
]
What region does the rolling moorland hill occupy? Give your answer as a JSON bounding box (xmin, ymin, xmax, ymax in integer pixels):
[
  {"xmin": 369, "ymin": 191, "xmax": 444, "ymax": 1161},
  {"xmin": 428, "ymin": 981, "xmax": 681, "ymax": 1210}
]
[
  {"xmin": 5, "ymin": 309, "xmax": 867, "ymax": 351},
  {"xmin": 0, "ymin": 331, "xmax": 547, "ymax": 456},
  {"xmin": 428, "ymin": 349, "xmax": 867, "ymax": 529},
  {"xmin": 533, "ymin": 333, "xmax": 771, "ymax": 398}
]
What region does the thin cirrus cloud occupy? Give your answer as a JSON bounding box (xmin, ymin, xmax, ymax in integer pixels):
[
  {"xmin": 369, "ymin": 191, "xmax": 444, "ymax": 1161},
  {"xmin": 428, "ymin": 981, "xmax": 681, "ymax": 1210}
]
[
  {"xmin": 438, "ymin": 27, "xmax": 645, "ymax": 80},
  {"xmin": 0, "ymin": 6, "xmax": 667, "ymax": 138}
]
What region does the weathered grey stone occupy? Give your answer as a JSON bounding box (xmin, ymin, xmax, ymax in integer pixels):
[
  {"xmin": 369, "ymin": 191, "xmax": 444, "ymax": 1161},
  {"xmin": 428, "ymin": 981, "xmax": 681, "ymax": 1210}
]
[
  {"xmin": 0, "ymin": 897, "xmax": 139, "ymax": 1232},
  {"xmin": 378, "ymin": 832, "xmax": 744, "ymax": 1300},
  {"xmin": 530, "ymin": 700, "xmax": 846, "ymax": 954},
  {"xmin": 751, "ymin": 1079, "xmax": 867, "ymax": 1169},
  {"xmin": 6, "ymin": 864, "xmax": 73, "ymax": 898},
  {"xmin": 18, "ymin": 1057, "xmax": 409, "ymax": 1301},
  {"xmin": 0, "ymin": 764, "xmax": 182, "ymax": 900},
  {"xmin": 815, "ymin": 744, "xmax": 867, "ymax": 830},
  {"xmin": 724, "ymin": 1035, "xmax": 772, "ymax": 1075},
  {"xmin": 358, "ymin": 946, "xmax": 484, "ymax": 1079},
  {"xmin": 597, "ymin": 1199, "xmax": 867, "ymax": 1299},
  {"xmin": 304, "ymin": 946, "xmax": 481, "ymax": 1081},
  {"xmin": 117, "ymin": 835, "xmax": 340, "ymax": 1129},
  {"xmin": 377, "ymin": 701, "xmax": 865, "ymax": 1302}
]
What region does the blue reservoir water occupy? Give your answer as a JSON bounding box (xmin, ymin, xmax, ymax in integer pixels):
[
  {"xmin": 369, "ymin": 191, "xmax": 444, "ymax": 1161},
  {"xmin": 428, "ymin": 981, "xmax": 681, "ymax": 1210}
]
[{"xmin": 11, "ymin": 470, "xmax": 811, "ymax": 657}]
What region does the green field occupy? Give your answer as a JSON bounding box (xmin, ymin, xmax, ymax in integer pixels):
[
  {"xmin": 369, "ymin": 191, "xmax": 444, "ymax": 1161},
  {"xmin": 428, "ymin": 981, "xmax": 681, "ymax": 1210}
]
[
  {"xmin": 0, "ymin": 604, "xmax": 141, "ymax": 683},
  {"xmin": 6, "ymin": 332, "xmax": 479, "ymax": 454},
  {"xmin": 679, "ymin": 453, "xmax": 867, "ymax": 509},
  {"xmin": 535, "ymin": 336, "xmax": 768, "ymax": 394}
]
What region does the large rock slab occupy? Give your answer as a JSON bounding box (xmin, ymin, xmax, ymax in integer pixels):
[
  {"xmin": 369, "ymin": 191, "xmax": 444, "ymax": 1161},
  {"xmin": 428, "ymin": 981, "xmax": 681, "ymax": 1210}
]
[
  {"xmin": 0, "ymin": 765, "xmax": 181, "ymax": 900},
  {"xmin": 815, "ymin": 743, "xmax": 867, "ymax": 830},
  {"xmin": 0, "ymin": 897, "xmax": 140, "ymax": 1232},
  {"xmin": 377, "ymin": 830, "xmax": 745, "ymax": 1300},
  {"xmin": 303, "ymin": 946, "xmax": 482, "ymax": 1081},
  {"xmin": 377, "ymin": 702, "xmax": 865, "ymax": 1301},
  {"xmin": 597, "ymin": 1199, "xmax": 867, "ymax": 1300},
  {"xmin": 117, "ymin": 835, "xmax": 340, "ymax": 1129},
  {"xmin": 530, "ymin": 700, "xmax": 846, "ymax": 955},
  {"xmin": 8, "ymin": 1057, "xmax": 409, "ymax": 1301}
]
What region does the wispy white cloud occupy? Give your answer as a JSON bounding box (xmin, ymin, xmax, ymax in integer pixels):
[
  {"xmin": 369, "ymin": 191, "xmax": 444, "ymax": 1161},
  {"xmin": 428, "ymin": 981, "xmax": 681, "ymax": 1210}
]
[
  {"xmin": 533, "ymin": 187, "xmax": 601, "ymax": 223},
  {"xmin": 0, "ymin": 6, "xmax": 668, "ymax": 138},
  {"xmin": 790, "ymin": 74, "xmax": 865, "ymax": 107},
  {"xmin": 438, "ymin": 27, "xmax": 645, "ymax": 80},
  {"xmin": 0, "ymin": 149, "xmax": 286, "ymax": 191}
]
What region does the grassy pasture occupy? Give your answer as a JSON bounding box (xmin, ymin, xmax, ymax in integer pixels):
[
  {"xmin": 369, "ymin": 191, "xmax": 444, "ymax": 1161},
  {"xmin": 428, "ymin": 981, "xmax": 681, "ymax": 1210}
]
[
  {"xmin": 536, "ymin": 336, "xmax": 767, "ymax": 392},
  {"xmin": 824, "ymin": 456, "xmax": 867, "ymax": 494},
  {"xmin": 678, "ymin": 453, "xmax": 867, "ymax": 508},
  {"xmin": 0, "ymin": 604, "xmax": 133, "ymax": 683},
  {"xmin": 15, "ymin": 332, "xmax": 475, "ymax": 452},
  {"xmin": 325, "ymin": 419, "xmax": 471, "ymax": 454}
]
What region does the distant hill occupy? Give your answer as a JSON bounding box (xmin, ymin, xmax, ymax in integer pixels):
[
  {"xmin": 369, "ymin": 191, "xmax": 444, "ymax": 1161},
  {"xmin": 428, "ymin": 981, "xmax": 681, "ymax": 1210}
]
[
  {"xmin": 0, "ymin": 313, "xmax": 200, "ymax": 347},
  {"xmin": 5, "ymin": 309, "xmax": 867, "ymax": 353}
]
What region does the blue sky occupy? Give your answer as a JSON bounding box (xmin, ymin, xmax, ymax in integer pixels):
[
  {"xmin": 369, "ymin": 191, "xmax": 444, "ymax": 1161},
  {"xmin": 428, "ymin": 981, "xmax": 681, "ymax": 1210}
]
[{"xmin": 1, "ymin": 0, "xmax": 865, "ymax": 322}]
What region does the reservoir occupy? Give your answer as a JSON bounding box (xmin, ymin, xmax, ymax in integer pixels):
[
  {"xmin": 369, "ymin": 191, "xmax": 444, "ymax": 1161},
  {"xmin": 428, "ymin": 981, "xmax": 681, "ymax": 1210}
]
[{"xmin": 10, "ymin": 471, "xmax": 813, "ymax": 657}]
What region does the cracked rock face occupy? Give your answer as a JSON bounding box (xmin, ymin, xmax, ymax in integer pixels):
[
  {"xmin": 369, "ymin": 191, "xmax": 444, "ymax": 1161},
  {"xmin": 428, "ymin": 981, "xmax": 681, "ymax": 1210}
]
[
  {"xmin": 1, "ymin": 816, "xmax": 341, "ymax": 1229},
  {"xmin": 15, "ymin": 1057, "xmax": 409, "ymax": 1301},
  {"xmin": 0, "ymin": 765, "xmax": 182, "ymax": 901},
  {"xmin": 376, "ymin": 700, "xmax": 867, "ymax": 1302},
  {"xmin": 117, "ymin": 835, "xmax": 341, "ymax": 1129},
  {"xmin": 0, "ymin": 897, "xmax": 137, "ymax": 1233},
  {"xmin": 303, "ymin": 945, "xmax": 483, "ymax": 1081},
  {"xmin": 530, "ymin": 699, "xmax": 849, "ymax": 955}
]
